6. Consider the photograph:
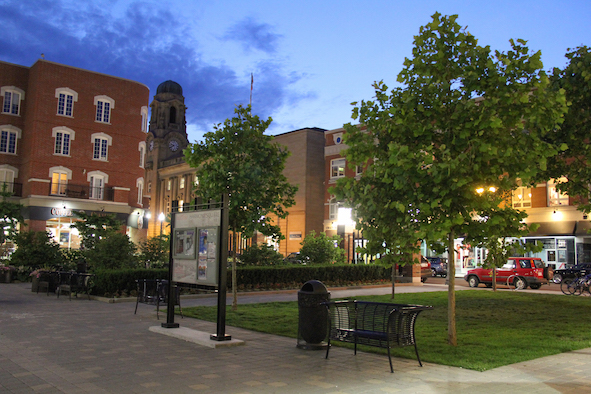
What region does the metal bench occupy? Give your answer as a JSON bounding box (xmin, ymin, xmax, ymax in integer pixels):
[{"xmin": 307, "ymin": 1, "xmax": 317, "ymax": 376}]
[{"xmin": 323, "ymin": 300, "xmax": 432, "ymax": 372}]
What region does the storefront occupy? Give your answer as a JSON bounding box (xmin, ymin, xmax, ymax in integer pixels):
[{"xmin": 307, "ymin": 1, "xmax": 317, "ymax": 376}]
[{"xmin": 24, "ymin": 204, "xmax": 149, "ymax": 249}]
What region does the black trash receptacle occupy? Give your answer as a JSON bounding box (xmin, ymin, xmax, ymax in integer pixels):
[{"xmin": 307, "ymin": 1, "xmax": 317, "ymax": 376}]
[{"xmin": 297, "ymin": 280, "xmax": 330, "ymax": 350}]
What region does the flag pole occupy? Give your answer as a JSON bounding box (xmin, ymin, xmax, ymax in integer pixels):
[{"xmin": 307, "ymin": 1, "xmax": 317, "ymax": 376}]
[{"xmin": 249, "ymin": 73, "xmax": 253, "ymax": 115}]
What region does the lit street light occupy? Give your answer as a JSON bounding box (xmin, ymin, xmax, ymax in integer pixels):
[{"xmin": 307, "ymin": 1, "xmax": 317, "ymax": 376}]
[{"xmin": 158, "ymin": 212, "xmax": 165, "ymax": 236}]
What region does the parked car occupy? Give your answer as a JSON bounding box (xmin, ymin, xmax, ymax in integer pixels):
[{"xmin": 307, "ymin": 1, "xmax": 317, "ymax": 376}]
[
  {"xmin": 427, "ymin": 257, "xmax": 447, "ymax": 277},
  {"xmin": 552, "ymin": 262, "xmax": 591, "ymax": 284},
  {"xmin": 420, "ymin": 257, "xmax": 431, "ymax": 283},
  {"xmin": 283, "ymin": 252, "xmax": 308, "ymax": 265},
  {"xmin": 464, "ymin": 257, "xmax": 552, "ymax": 290}
]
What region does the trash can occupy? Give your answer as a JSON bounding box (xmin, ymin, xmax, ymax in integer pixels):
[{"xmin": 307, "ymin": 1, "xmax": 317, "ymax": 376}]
[{"xmin": 297, "ymin": 280, "xmax": 330, "ymax": 350}]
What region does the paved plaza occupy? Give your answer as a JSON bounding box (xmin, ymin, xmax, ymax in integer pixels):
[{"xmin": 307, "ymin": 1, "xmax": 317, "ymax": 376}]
[{"xmin": 1, "ymin": 281, "xmax": 591, "ymax": 393}]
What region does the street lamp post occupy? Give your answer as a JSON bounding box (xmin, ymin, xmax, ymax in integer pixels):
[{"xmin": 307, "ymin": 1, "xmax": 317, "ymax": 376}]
[{"xmin": 158, "ymin": 212, "xmax": 165, "ymax": 236}]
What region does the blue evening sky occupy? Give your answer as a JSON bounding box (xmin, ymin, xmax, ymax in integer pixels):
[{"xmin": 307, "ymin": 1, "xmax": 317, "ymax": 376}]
[{"xmin": 1, "ymin": 0, "xmax": 589, "ymax": 142}]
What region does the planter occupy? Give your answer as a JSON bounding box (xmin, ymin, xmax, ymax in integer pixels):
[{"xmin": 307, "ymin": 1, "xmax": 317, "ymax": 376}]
[{"xmin": 31, "ymin": 276, "xmax": 39, "ymax": 292}]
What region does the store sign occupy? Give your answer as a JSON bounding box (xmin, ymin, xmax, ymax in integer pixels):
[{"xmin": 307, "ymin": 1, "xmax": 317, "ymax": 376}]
[{"xmin": 50, "ymin": 207, "xmax": 73, "ymax": 217}]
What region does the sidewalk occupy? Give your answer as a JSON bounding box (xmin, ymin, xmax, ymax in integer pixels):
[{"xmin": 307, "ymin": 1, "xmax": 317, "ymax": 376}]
[{"xmin": 1, "ymin": 282, "xmax": 590, "ymax": 393}]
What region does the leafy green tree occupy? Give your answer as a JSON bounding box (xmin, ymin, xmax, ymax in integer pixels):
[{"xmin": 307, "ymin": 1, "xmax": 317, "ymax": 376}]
[
  {"xmin": 184, "ymin": 104, "xmax": 298, "ymax": 309},
  {"xmin": 0, "ymin": 184, "xmax": 24, "ymax": 246},
  {"xmin": 240, "ymin": 244, "xmax": 284, "ymax": 266},
  {"xmin": 10, "ymin": 231, "xmax": 64, "ymax": 269},
  {"xmin": 463, "ymin": 199, "xmax": 541, "ymax": 291},
  {"xmin": 87, "ymin": 232, "xmax": 138, "ymax": 270},
  {"xmin": 138, "ymin": 234, "xmax": 170, "ymax": 268},
  {"xmin": 299, "ymin": 231, "xmax": 345, "ymax": 265},
  {"xmin": 333, "ymin": 13, "xmax": 567, "ymax": 345},
  {"xmin": 71, "ymin": 211, "xmax": 121, "ymax": 250},
  {"xmin": 542, "ymin": 46, "xmax": 591, "ymax": 211}
]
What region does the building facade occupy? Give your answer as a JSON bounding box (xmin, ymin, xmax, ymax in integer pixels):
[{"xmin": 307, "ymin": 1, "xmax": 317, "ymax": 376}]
[
  {"xmin": 323, "ymin": 126, "xmax": 591, "ymax": 277},
  {"xmin": 144, "ymin": 81, "xmax": 326, "ymax": 254},
  {"xmin": 0, "ymin": 59, "xmax": 150, "ymax": 248}
]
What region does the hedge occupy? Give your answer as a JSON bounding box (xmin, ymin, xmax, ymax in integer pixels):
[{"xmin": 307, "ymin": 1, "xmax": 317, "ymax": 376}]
[{"xmin": 90, "ymin": 265, "xmax": 393, "ymax": 297}]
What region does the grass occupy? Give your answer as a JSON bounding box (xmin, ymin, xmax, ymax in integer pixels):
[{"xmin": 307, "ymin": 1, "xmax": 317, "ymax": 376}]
[{"xmin": 181, "ymin": 290, "xmax": 591, "ymax": 371}]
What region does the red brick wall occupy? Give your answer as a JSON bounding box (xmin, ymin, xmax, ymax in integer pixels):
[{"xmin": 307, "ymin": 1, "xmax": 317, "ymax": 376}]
[{"xmin": 1, "ymin": 60, "xmax": 149, "ymax": 207}]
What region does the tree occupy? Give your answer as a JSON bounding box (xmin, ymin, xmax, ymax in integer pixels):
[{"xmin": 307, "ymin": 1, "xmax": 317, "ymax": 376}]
[
  {"xmin": 299, "ymin": 231, "xmax": 345, "ymax": 265},
  {"xmin": 0, "ymin": 184, "xmax": 24, "ymax": 246},
  {"xmin": 542, "ymin": 46, "xmax": 591, "ymax": 211},
  {"xmin": 463, "ymin": 198, "xmax": 541, "ymax": 291},
  {"xmin": 88, "ymin": 232, "xmax": 138, "ymax": 270},
  {"xmin": 184, "ymin": 104, "xmax": 298, "ymax": 309},
  {"xmin": 333, "ymin": 13, "xmax": 567, "ymax": 345},
  {"xmin": 10, "ymin": 231, "xmax": 64, "ymax": 269},
  {"xmin": 138, "ymin": 234, "xmax": 169, "ymax": 268},
  {"xmin": 71, "ymin": 211, "xmax": 121, "ymax": 250}
]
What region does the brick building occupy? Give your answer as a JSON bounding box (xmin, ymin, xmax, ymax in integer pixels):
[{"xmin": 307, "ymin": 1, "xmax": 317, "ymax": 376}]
[
  {"xmin": 0, "ymin": 59, "xmax": 150, "ymax": 248},
  {"xmin": 144, "ymin": 81, "xmax": 326, "ymax": 254},
  {"xmin": 323, "ymin": 126, "xmax": 591, "ymax": 277}
]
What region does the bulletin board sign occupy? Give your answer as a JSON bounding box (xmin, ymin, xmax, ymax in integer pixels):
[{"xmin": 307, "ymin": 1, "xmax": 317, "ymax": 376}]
[
  {"xmin": 173, "ymin": 228, "xmax": 196, "ymax": 259},
  {"xmin": 173, "ymin": 209, "xmax": 222, "ymax": 286}
]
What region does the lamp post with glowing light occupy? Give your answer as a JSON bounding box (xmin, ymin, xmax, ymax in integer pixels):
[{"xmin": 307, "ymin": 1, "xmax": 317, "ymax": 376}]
[{"xmin": 158, "ymin": 212, "xmax": 165, "ymax": 236}]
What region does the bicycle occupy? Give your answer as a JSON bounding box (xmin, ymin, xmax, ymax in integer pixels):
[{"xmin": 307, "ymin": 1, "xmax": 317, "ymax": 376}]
[
  {"xmin": 560, "ymin": 273, "xmax": 591, "ymax": 296},
  {"xmin": 506, "ymin": 274, "xmax": 528, "ymax": 291}
]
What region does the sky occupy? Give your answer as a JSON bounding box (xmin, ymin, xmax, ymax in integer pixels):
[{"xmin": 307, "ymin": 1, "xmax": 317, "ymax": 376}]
[{"xmin": 1, "ymin": 0, "xmax": 590, "ymax": 143}]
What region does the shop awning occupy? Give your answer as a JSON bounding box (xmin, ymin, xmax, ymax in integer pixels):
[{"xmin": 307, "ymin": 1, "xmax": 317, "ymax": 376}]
[
  {"xmin": 575, "ymin": 221, "xmax": 591, "ymax": 236},
  {"xmin": 527, "ymin": 221, "xmax": 577, "ymax": 236}
]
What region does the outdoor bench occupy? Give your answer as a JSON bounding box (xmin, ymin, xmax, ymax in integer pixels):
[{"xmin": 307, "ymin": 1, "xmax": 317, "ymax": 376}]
[
  {"xmin": 134, "ymin": 279, "xmax": 183, "ymax": 320},
  {"xmin": 322, "ymin": 300, "xmax": 433, "ymax": 372}
]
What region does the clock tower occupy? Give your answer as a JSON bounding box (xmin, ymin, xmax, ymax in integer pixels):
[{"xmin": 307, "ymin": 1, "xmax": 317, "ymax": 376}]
[{"xmin": 144, "ymin": 80, "xmax": 191, "ymax": 235}]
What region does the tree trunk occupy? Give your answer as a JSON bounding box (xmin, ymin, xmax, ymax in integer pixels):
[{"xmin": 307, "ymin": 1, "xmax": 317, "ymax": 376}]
[
  {"xmin": 448, "ymin": 231, "xmax": 457, "ymax": 346},
  {"xmin": 492, "ymin": 266, "xmax": 497, "ymax": 291},
  {"xmin": 391, "ymin": 263, "xmax": 396, "ymax": 300},
  {"xmin": 231, "ymin": 229, "xmax": 238, "ymax": 311}
]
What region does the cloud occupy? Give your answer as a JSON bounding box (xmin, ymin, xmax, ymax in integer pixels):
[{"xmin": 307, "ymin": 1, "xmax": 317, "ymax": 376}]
[
  {"xmin": 0, "ymin": 0, "xmax": 307, "ymax": 141},
  {"xmin": 222, "ymin": 17, "xmax": 282, "ymax": 54}
]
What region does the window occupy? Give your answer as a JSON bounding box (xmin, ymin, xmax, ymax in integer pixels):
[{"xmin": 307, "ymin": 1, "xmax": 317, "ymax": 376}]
[
  {"xmin": 87, "ymin": 171, "xmax": 108, "ymax": 200},
  {"xmin": 0, "ymin": 165, "xmax": 17, "ymax": 194},
  {"xmin": 148, "ymin": 182, "xmax": 152, "ymax": 193},
  {"xmin": 178, "ymin": 199, "xmax": 184, "ymax": 212},
  {"xmin": 136, "ymin": 178, "xmax": 144, "ymax": 205},
  {"xmin": 0, "ymin": 125, "xmax": 21, "ymax": 154},
  {"xmin": 1, "ymin": 86, "xmax": 25, "ymax": 115},
  {"xmin": 52, "ymin": 127, "xmax": 75, "ymax": 156},
  {"xmin": 49, "ymin": 166, "xmax": 71, "ymax": 196},
  {"xmin": 55, "ymin": 88, "xmax": 78, "ymax": 117},
  {"xmin": 167, "ymin": 180, "xmax": 171, "ymax": 191},
  {"xmin": 548, "ymin": 178, "xmax": 569, "ymax": 206},
  {"xmin": 328, "ymin": 197, "xmax": 344, "ymax": 220},
  {"xmin": 141, "ymin": 106, "xmax": 148, "ymax": 132},
  {"xmin": 138, "ymin": 141, "xmax": 146, "ymax": 168},
  {"xmin": 512, "ymin": 186, "xmax": 532, "ymax": 208},
  {"xmin": 179, "ymin": 177, "xmax": 185, "ymax": 189},
  {"xmin": 94, "ymin": 95, "xmax": 115, "ymax": 123},
  {"xmin": 91, "ymin": 132, "xmax": 112, "ymax": 161},
  {"xmin": 331, "ymin": 158, "xmax": 346, "ymax": 179}
]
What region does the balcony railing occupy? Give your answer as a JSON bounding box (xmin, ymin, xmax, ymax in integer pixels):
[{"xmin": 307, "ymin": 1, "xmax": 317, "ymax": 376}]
[
  {"xmin": 0, "ymin": 182, "xmax": 23, "ymax": 197},
  {"xmin": 49, "ymin": 182, "xmax": 114, "ymax": 201}
]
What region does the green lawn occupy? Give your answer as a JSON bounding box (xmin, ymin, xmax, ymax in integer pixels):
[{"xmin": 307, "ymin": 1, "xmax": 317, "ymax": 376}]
[{"xmin": 181, "ymin": 290, "xmax": 591, "ymax": 371}]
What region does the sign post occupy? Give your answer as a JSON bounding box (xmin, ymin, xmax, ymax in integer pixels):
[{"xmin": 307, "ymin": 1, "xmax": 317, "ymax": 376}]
[
  {"xmin": 162, "ymin": 201, "xmax": 180, "ymax": 328},
  {"xmin": 211, "ymin": 193, "xmax": 230, "ymax": 341}
]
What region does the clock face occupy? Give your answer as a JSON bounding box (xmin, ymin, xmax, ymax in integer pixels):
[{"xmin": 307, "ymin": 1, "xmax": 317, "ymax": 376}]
[
  {"xmin": 149, "ymin": 140, "xmax": 154, "ymax": 151},
  {"xmin": 169, "ymin": 139, "xmax": 179, "ymax": 152}
]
